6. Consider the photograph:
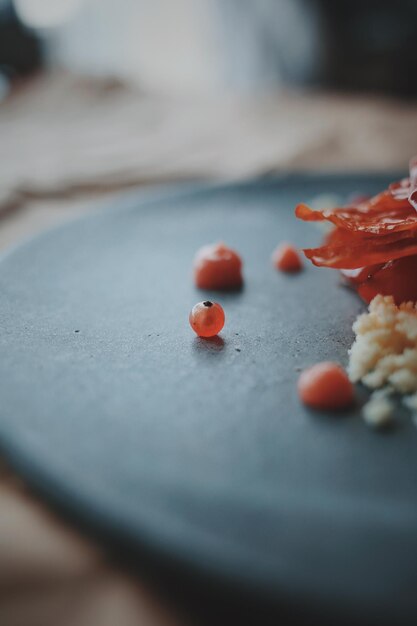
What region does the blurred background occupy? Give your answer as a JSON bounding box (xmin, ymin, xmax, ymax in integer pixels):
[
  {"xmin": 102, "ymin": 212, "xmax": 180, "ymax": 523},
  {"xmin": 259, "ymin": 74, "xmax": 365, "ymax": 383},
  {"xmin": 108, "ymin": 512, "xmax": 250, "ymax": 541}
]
[
  {"xmin": 0, "ymin": 1, "xmax": 417, "ymax": 625},
  {"xmin": 2, "ymin": 0, "xmax": 417, "ymax": 94},
  {"xmin": 1, "ymin": 0, "xmax": 417, "ymax": 226}
]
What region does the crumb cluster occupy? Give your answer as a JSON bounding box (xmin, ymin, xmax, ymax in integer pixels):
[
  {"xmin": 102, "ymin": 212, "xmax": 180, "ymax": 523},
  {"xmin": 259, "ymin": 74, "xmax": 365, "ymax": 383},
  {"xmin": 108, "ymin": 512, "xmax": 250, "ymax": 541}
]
[{"xmin": 348, "ymin": 295, "xmax": 417, "ymax": 420}]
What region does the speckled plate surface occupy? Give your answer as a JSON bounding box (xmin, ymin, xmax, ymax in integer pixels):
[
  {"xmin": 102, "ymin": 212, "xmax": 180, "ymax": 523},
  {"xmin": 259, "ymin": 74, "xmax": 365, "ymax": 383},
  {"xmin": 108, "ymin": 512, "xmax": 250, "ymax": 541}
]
[{"xmin": 0, "ymin": 174, "xmax": 416, "ymax": 625}]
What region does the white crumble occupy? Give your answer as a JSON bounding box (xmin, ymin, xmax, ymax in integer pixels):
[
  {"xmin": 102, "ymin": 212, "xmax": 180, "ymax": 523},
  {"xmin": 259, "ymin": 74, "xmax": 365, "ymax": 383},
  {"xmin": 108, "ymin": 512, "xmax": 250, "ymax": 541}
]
[
  {"xmin": 362, "ymin": 392, "xmax": 394, "ymax": 429},
  {"xmin": 348, "ymin": 295, "xmax": 417, "ymax": 394}
]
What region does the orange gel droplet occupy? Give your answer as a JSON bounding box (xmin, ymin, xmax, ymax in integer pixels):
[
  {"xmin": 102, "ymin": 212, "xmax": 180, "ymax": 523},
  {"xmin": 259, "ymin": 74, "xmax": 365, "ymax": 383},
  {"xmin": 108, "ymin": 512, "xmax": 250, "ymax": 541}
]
[
  {"xmin": 272, "ymin": 243, "xmax": 303, "ymax": 272},
  {"xmin": 298, "ymin": 362, "xmax": 354, "ymax": 410},
  {"xmin": 189, "ymin": 301, "xmax": 225, "ymax": 338},
  {"xmin": 193, "ymin": 243, "xmax": 243, "ymax": 290}
]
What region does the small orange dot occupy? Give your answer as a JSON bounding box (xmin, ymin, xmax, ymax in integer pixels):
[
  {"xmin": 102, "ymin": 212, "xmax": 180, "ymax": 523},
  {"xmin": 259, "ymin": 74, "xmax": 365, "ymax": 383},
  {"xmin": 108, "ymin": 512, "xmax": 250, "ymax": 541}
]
[
  {"xmin": 298, "ymin": 361, "xmax": 354, "ymax": 410},
  {"xmin": 272, "ymin": 243, "xmax": 302, "ymax": 272},
  {"xmin": 193, "ymin": 243, "xmax": 243, "ymax": 290},
  {"xmin": 189, "ymin": 301, "xmax": 225, "ymax": 337}
]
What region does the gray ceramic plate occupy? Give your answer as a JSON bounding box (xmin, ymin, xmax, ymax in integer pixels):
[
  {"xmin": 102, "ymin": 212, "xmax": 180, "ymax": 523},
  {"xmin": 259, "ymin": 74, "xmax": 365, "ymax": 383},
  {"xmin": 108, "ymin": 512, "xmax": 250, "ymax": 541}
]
[{"xmin": 0, "ymin": 174, "xmax": 416, "ymax": 625}]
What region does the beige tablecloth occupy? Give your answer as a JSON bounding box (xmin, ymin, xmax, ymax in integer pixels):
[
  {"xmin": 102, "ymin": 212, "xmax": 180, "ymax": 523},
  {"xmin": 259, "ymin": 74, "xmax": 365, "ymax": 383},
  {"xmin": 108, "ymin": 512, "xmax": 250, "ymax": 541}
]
[{"xmin": 1, "ymin": 73, "xmax": 416, "ymax": 626}]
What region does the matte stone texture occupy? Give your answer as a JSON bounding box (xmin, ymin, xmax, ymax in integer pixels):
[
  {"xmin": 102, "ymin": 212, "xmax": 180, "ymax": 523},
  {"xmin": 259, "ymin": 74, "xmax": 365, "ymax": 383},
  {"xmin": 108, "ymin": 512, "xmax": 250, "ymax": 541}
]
[{"xmin": 0, "ymin": 175, "xmax": 416, "ymax": 625}]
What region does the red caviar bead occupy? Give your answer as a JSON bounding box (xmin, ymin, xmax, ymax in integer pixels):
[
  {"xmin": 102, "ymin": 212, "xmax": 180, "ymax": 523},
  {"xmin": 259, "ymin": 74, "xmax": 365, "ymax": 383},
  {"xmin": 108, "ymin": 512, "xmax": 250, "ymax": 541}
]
[
  {"xmin": 193, "ymin": 243, "xmax": 243, "ymax": 290},
  {"xmin": 189, "ymin": 301, "xmax": 225, "ymax": 337},
  {"xmin": 298, "ymin": 362, "xmax": 354, "ymax": 410},
  {"xmin": 272, "ymin": 243, "xmax": 302, "ymax": 272}
]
